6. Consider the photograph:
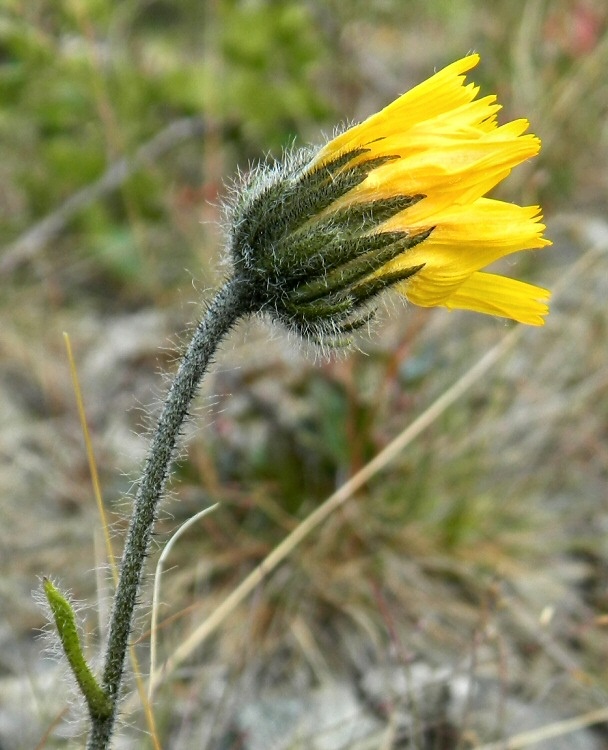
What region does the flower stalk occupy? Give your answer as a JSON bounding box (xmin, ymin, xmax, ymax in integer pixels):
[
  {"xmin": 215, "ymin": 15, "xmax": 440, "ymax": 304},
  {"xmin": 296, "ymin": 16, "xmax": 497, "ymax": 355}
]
[{"xmin": 86, "ymin": 276, "xmax": 254, "ymax": 749}]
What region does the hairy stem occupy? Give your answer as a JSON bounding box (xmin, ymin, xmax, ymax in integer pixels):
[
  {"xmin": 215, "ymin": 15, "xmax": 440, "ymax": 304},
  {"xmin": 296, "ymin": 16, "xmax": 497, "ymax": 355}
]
[{"xmin": 87, "ymin": 276, "xmax": 252, "ymax": 749}]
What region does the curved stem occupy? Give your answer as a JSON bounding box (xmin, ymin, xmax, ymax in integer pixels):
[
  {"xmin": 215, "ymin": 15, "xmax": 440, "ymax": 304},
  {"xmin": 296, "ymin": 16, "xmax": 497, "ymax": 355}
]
[{"xmin": 87, "ymin": 276, "xmax": 252, "ymax": 749}]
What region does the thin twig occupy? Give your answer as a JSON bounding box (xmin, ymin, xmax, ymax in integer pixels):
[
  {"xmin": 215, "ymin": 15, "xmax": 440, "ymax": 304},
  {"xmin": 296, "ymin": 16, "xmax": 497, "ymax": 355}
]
[
  {"xmin": 64, "ymin": 333, "xmax": 117, "ymax": 573},
  {"xmin": 0, "ymin": 117, "xmax": 207, "ymax": 276},
  {"xmin": 473, "ymin": 705, "xmax": 608, "ymax": 750}
]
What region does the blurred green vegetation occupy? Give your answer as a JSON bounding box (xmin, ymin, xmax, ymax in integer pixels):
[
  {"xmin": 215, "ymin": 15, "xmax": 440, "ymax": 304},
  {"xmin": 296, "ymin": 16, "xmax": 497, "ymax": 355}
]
[
  {"xmin": 1, "ymin": 0, "xmax": 334, "ymax": 304},
  {"xmin": 2, "ymin": 1, "xmax": 608, "ymax": 747}
]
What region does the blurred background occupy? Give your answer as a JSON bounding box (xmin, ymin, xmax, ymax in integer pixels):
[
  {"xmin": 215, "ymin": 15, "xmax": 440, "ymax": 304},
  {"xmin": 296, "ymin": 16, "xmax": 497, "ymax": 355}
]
[{"xmin": 1, "ymin": 1, "xmax": 608, "ymax": 748}]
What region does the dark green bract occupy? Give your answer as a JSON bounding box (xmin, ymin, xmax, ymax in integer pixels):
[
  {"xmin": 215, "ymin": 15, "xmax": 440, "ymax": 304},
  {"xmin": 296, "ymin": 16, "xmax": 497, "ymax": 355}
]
[{"xmin": 228, "ymin": 146, "xmax": 432, "ymax": 345}]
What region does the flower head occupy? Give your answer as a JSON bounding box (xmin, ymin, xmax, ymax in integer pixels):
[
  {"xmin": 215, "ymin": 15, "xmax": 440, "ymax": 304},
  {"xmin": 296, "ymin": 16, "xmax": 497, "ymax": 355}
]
[{"xmin": 228, "ymin": 54, "xmax": 551, "ymax": 345}]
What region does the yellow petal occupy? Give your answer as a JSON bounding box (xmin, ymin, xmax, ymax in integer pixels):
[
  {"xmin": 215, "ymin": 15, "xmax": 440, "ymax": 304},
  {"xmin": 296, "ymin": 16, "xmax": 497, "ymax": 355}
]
[
  {"xmin": 401, "ymin": 271, "xmax": 551, "ymax": 325},
  {"xmin": 312, "ymin": 55, "xmax": 482, "ymax": 165},
  {"xmin": 330, "ymin": 126, "xmax": 541, "ymax": 216},
  {"xmin": 386, "ymin": 199, "xmax": 550, "ymax": 262},
  {"xmin": 304, "ymin": 54, "xmax": 551, "ymax": 327}
]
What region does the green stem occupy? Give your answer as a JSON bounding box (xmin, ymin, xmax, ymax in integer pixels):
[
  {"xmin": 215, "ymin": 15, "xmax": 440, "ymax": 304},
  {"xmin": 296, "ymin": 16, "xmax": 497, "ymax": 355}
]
[
  {"xmin": 87, "ymin": 276, "xmax": 253, "ymax": 750},
  {"xmin": 44, "ymin": 578, "xmax": 112, "ymax": 720}
]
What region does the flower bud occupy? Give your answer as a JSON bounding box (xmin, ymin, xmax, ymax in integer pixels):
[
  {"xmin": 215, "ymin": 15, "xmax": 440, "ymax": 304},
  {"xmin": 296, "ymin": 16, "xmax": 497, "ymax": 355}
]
[{"xmin": 227, "ymin": 54, "xmax": 551, "ymax": 346}]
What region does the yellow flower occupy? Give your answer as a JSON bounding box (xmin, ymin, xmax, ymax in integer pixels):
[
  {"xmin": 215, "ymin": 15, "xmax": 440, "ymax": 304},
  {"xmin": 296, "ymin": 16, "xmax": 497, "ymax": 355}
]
[
  {"xmin": 310, "ymin": 54, "xmax": 551, "ymax": 326},
  {"xmin": 229, "ymin": 54, "xmax": 551, "ymax": 344}
]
